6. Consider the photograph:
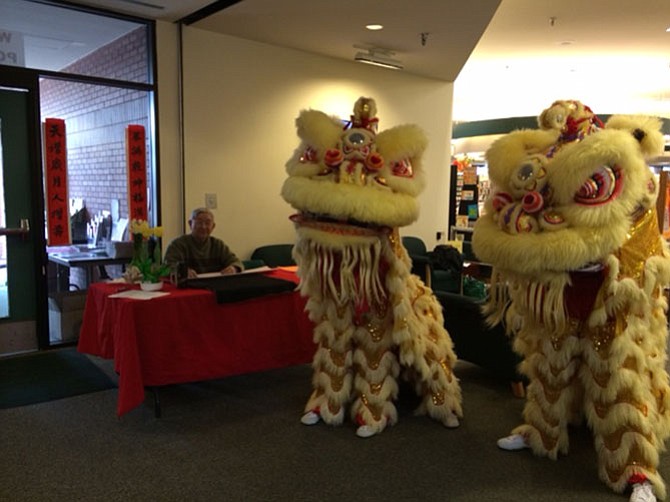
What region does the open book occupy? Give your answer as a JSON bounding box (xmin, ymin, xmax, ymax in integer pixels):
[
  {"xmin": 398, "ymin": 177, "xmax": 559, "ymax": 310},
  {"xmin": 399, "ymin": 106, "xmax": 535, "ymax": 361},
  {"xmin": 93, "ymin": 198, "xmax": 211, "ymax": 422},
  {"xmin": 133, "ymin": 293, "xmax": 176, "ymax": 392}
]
[{"xmin": 195, "ymin": 265, "xmax": 274, "ymax": 279}]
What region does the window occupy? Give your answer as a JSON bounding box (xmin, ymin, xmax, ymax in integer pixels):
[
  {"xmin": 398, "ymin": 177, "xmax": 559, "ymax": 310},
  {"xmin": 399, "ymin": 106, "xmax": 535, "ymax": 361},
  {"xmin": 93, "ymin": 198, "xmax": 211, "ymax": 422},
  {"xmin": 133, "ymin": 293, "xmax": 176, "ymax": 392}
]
[
  {"xmin": 1, "ymin": 0, "xmax": 152, "ymax": 83},
  {"xmin": 1, "ymin": 0, "xmax": 158, "ymax": 291}
]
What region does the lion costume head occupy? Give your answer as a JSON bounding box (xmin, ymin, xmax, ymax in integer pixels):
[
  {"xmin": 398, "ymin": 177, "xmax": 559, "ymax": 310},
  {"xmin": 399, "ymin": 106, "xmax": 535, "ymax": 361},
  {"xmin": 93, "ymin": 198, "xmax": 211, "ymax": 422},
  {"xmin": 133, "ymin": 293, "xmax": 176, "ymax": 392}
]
[{"xmin": 475, "ymin": 102, "xmax": 664, "ymax": 276}]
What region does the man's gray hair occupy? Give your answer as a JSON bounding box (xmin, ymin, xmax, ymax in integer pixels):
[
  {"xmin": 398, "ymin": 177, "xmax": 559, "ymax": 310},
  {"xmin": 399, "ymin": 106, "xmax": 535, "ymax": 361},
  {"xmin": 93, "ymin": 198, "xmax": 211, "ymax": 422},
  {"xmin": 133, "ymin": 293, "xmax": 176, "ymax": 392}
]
[{"xmin": 190, "ymin": 207, "xmax": 214, "ymax": 220}]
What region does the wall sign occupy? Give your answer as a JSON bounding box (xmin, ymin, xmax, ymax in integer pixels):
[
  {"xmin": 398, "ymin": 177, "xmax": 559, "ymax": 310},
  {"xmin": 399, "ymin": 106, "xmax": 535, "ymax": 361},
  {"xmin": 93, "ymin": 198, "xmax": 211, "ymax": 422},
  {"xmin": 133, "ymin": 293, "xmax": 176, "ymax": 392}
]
[
  {"xmin": 0, "ymin": 30, "xmax": 25, "ymax": 67},
  {"xmin": 126, "ymin": 125, "xmax": 147, "ymax": 223},
  {"xmin": 43, "ymin": 118, "xmax": 70, "ymax": 245}
]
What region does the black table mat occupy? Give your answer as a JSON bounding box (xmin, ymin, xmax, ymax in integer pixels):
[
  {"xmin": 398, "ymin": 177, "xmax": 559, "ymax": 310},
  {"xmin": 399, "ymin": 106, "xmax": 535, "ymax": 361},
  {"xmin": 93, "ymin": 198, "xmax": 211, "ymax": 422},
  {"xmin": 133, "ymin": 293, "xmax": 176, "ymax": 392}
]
[{"xmin": 186, "ymin": 274, "xmax": 296, "ymax": 303}]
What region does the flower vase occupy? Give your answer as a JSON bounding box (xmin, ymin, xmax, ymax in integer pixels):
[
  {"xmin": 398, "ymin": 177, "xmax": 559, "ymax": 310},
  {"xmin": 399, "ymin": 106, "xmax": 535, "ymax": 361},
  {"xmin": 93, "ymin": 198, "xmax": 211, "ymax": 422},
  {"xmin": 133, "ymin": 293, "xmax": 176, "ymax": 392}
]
[{"xmin": 140, "ymin": 281, "xmax": 163, "ymax": 292}]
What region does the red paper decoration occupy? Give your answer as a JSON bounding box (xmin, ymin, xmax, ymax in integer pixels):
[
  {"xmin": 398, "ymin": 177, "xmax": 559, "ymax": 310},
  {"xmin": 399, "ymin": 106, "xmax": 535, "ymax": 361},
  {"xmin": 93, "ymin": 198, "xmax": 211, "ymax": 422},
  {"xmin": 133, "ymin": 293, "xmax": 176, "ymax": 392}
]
[
  {"xmin": 43, "ymin": 118, "xmax": 70, "ymax": 246},
  {"xmin": 126, "ymin": 125, "xmax": 147, "ymax": 223}
]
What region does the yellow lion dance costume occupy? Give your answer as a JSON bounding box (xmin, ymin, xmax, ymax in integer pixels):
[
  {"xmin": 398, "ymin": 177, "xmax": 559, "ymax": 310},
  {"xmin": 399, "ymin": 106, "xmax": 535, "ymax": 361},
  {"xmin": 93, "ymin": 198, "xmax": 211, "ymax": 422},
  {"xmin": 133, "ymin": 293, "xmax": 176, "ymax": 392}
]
[
  {"xmin": 473, "ymin": 99, "xmax": 670, "ymax": 501},
  {"xmin": 281, "ymin": 97, "xmax": 462, "ymax": 438}
]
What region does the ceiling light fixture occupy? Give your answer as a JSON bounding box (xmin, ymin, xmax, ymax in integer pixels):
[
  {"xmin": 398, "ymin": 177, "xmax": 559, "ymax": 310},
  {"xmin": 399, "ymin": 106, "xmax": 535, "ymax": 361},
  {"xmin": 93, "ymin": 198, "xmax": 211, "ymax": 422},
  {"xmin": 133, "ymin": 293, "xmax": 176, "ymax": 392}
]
[
  {"xmin": 353, "ymin": 45, "xmax": 403, "ymax": 70},
  {"xmin": 365, "ymin": 24, "xmax": 384, "ymax": 31}
]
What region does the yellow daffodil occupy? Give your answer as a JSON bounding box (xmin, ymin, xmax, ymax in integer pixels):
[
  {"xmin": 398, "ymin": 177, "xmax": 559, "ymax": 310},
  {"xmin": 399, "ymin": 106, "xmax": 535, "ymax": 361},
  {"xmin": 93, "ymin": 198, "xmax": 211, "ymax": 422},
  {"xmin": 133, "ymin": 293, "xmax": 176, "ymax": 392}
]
[{"xmin": 129, "ymin": 219, "xmax": 169, "ymax": 283}]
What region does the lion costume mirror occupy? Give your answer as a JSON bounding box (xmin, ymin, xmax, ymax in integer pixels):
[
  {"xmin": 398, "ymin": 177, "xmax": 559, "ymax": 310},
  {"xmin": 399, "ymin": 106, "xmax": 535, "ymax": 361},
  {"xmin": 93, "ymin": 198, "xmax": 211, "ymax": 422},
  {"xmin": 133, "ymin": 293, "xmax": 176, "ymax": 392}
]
[
  {"xmin": 281, "ymin": 97, "xmax": 462, "ymax": 438},
  {"xmin": 472, "ymin": 99, "xmax": 670, "ymax": 502}
]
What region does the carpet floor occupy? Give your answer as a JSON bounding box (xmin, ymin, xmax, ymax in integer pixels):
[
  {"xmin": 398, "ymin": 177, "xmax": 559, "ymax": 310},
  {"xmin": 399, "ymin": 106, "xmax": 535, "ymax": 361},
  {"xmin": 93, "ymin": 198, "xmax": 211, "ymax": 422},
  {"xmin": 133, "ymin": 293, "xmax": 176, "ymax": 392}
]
[
  {"xmin": 0, "ymin": 347, "xmax": 116, "ymax": 409},
  {"xmin": 2, "ymin": 358, "xmax": 663, "ymax": 501}
]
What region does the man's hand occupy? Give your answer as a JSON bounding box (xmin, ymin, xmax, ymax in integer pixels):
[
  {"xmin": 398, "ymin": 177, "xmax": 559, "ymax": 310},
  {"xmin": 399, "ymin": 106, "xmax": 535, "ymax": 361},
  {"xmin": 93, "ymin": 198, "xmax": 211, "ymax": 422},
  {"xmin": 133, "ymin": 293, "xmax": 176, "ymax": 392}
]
[
  {"xmin": 221, "ymin": 265, "xmax": 238, "ymax": 276},
  {"xmin": 187, "ymin": 268, "xmax": 198, "ymax": 279}
]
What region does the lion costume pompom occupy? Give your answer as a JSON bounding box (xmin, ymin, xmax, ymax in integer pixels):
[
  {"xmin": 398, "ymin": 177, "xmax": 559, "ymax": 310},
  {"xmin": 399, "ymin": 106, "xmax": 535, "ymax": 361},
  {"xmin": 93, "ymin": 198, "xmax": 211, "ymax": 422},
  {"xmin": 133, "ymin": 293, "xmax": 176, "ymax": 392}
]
[
  {"xmin": 281, "ymin": 97, "xmax": 462, "ymax": 438},
  {"xmin": 473, "ymin": 100, "xmax": 670, "ymax": 501}
]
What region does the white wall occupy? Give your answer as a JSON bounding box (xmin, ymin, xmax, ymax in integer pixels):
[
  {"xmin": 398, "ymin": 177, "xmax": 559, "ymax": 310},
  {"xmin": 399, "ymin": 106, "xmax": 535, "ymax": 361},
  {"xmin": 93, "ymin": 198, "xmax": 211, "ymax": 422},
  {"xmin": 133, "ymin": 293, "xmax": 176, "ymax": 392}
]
[
  {"xmin": 155, "ymin": 21, "xmax": 182, "ymax": 247},
  {"xmin": 157, "ymin": 25, "xmax": 454, "ymax": 259}
]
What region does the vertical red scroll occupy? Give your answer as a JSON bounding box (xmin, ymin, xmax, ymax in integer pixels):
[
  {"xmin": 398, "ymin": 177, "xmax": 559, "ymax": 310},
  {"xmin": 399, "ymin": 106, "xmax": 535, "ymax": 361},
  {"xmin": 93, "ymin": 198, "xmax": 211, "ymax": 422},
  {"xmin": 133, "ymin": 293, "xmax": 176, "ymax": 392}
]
[
  {"xmin": 43, "ymin": 118, "xmax": 70, "ymax": 245},
  {"xmin": 126, "ymin": 125, "xmax": 147, "ymax": 223}
]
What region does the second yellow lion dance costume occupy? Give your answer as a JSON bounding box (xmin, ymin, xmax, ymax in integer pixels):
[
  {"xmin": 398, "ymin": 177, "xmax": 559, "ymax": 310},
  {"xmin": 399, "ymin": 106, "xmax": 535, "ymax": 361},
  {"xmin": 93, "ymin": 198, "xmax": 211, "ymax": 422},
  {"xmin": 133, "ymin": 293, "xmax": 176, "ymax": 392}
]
[{"xmin": 473, "ymin": 100, "xmax": 670, "ymax": 501}]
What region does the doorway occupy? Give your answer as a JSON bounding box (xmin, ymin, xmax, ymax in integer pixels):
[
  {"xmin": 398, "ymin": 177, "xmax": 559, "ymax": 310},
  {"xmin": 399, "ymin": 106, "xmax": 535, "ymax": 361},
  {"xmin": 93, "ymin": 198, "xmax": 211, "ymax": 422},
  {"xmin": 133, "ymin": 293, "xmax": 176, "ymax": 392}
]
[
  {"xmin": 0, "ymin": 2, "xmax": 158, "ymax": 355},
  {"xmin": 0, "ymin": 69, "xmax": 48, "ymax": 355}
]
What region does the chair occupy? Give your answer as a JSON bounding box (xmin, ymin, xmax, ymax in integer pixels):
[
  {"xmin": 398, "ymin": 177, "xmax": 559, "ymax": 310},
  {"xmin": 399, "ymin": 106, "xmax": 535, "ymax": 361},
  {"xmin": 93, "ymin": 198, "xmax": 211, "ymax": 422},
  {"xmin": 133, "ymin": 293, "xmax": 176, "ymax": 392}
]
[
  {"xmin": 250, "ymin": 244, "xmax": 295, "ymax": 267},
  {"xmin": 402, "ymin": 236, "xmax": 461, "ymax": 293},
  {"xmin": 401, "ymin": 236, "xmax": 432, "ymax": 286},
  {"xmin": 435, "ymin": 290, "xmax": 526, "ymax": 397},
  {"xmin": 242, "ymin": 259, "xmax": 266, "ymax": 270}
]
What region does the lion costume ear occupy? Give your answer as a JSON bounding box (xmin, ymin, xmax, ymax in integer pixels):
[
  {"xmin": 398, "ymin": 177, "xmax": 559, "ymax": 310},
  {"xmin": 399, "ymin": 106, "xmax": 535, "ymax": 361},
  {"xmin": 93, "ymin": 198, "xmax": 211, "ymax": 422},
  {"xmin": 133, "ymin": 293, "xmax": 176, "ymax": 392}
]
[{"xmin": 605, "ymin": 115, "xmax": 665, "ymax": 159}]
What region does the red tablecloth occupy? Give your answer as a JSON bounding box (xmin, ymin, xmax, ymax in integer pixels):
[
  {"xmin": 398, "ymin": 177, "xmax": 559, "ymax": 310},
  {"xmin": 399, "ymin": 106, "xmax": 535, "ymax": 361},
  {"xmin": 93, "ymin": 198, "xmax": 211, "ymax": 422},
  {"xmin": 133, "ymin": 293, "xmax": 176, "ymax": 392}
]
[{"xmin": 77, "ymin": 268, "xmax": 315, "ymax": 416}]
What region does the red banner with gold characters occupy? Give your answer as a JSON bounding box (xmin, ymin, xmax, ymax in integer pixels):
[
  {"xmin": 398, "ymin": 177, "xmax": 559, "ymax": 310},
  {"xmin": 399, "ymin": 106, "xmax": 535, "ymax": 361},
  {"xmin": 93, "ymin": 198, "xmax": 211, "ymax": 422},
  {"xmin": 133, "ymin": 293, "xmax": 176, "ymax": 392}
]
[
  {"xmin": 43, "ymin": 118, "xmax": 70, "ymax": 245},
  {"xmin": 126, "ymin": 125, "xmax": 147, "ymax": 223}
]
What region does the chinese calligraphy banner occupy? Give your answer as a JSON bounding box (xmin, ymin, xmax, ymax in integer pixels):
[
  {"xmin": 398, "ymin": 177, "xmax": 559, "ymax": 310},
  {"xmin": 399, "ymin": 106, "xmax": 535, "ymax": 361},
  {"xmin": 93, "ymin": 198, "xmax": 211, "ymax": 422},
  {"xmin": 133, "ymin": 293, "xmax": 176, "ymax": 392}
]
[
  {"xmin": 126, "ymin": 125, "xmax": 147, "ymax": 223},
  {"xmin": 43, "ymin": 118, "xmax": 69, "ymax": 245}
]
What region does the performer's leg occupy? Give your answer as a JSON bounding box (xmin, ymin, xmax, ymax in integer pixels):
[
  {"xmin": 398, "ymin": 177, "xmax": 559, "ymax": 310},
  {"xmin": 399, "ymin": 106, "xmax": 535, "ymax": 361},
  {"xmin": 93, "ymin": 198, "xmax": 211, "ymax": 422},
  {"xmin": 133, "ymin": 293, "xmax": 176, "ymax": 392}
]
[
  {"xmin": 350, "ymin": 312, "xmax": 400, "ymax": 438},
  {"xmin": 301, "ymin": 311, "xmax": 355, "ymax": 426},
  {"xmin": 505, "ymin": 324, "xmax": 583, "ymax": 459},
  {"xmin": 582, "ymin": 320, "xmax": 669, "ymax": 500},
  {"xmin": 394, "ymin": 282, "xmax": 462, "ymax": 428}
]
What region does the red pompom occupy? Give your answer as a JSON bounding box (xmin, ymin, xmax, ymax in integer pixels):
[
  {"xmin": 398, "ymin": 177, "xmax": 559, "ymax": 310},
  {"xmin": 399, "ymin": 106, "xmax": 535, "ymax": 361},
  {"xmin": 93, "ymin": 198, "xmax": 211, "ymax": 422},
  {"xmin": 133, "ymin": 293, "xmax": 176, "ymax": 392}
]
[
  {"xmin": 324, "ymin": 148, "xmax": 343, "ymax": 167},
  {"xmin": 522, "ymin": 191, "xmax": 544, "ymax": 214},
  {"xmin": 365, "ymin": 152, "xmax": 384, "ymax": 171},
  {"xmin": 492, "ymin": 192, "xmax": 513, "ymax": 212}
]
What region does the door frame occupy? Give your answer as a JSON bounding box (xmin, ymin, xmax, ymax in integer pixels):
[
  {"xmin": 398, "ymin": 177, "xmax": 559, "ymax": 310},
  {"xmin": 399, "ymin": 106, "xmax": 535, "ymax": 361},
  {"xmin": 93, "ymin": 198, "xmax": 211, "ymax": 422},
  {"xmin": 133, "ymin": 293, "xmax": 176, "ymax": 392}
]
[{"xmin": 0, "ymin": 65, "xmax": 49, "ymax": 352}]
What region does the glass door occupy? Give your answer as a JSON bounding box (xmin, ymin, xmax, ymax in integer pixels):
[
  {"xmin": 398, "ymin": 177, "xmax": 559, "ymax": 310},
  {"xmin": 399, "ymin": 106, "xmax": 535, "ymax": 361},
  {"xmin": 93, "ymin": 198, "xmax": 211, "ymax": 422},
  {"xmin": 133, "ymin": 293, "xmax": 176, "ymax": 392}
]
[
  {"xmin": 0, "ymin": 1, "xmax": 157, "ymax": 353},
  {"xmin": 0, "ymin": 69, "xmax": 48, "ymax": 354}
]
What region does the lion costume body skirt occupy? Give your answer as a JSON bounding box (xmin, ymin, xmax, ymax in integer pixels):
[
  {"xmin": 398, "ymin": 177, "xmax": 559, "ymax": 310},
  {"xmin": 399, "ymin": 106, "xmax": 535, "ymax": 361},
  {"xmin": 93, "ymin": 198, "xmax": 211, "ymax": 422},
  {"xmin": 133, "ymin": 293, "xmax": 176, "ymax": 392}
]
[
  {"xmin": 491, "ymin": 210, "xmax": 670, "ymax": 496},
  {"xmin": 294, "ymin": 228, "xmax": 462, "ymax": 434}
]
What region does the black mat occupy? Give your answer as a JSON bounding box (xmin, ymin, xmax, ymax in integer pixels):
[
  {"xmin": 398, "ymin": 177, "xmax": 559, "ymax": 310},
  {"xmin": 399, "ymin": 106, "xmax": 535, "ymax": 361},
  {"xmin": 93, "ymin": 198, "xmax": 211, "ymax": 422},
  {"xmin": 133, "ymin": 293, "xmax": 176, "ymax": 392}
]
[
  {"xmin": 0, "ymin": 348, "xmax": 116, "ymax": 409},
  {"xmin": 186, "ymin": 273, "xmax": 296, "ymax": 303}
]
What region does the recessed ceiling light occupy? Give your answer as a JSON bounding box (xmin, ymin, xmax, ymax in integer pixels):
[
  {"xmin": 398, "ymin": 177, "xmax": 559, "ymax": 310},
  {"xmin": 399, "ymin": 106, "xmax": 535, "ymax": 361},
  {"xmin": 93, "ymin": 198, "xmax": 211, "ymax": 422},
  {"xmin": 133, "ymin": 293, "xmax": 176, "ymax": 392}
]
[
  {"xmin": 666, "ymin": 26, "xmax": 670, "ymax": 32},
  {"xmin": 365, "ymin": 24, "xmax": 384, "ymax": 31}
]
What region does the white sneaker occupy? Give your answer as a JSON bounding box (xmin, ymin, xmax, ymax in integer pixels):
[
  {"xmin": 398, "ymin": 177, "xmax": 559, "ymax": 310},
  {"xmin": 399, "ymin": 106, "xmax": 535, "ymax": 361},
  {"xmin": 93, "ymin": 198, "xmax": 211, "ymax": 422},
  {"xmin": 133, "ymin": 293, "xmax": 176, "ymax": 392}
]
[
  {"xmin": 497, "ymin": 434, "xmax": 528, "ymax": 451},
  {"xmin": 630, "ymin": 481, "xmax": 656, "ymax": 502},
  {"xmin": 300, "ymin": 411, "xmax": 320, "ymax": 425},
  {"xmin": 444, "ymin": 412, "xmax": 460, "ymax": 429},
  {"xmin": 355, "ymin": 425, "xmax": 377, "ymax": 438}
]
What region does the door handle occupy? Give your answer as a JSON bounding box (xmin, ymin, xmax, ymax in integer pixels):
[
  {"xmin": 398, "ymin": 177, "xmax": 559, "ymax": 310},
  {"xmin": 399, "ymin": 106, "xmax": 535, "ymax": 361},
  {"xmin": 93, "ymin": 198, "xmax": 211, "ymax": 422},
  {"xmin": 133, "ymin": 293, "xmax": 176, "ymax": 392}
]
[{"xmin": 0, "ymin": 218, "xmax": 30, "ymax": 238}]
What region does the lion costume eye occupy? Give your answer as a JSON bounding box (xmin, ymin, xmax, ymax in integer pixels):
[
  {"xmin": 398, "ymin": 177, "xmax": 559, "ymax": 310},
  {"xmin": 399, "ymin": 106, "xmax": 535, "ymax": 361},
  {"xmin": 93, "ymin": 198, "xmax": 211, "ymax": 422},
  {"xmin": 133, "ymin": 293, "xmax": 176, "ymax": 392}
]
[
  {"xmin": 574, "ymin": 165, "xmax": 622, "ymax": 205},
  {"xmin": 514, "ymin": 157, "xmax": 547, "ymax": 193},
  {"xmin": 348, "ymin": 132, "xmax": 366, "ymax": 144},
  {"xmin": 517, "ymin": 163, "xmax": 535, "ymax": 181}
]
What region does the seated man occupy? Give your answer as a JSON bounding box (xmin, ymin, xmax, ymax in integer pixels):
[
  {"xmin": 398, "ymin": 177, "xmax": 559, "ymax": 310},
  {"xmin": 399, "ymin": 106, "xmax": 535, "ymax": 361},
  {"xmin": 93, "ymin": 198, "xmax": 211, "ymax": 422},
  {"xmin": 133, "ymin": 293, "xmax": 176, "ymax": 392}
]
[{"xmin": 164, "ymin": 207, "xmax": 243, "ymax": 279}]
